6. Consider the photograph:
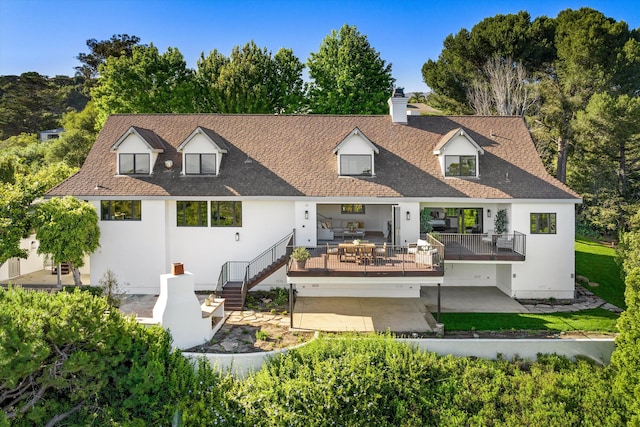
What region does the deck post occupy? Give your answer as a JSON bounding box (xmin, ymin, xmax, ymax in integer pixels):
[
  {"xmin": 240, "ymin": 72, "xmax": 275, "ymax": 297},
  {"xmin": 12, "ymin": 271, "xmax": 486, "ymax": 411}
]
[
  {"xmin": 437, "ymin": 282, "xmax": 441, "ymax": 323},
  {"xmin": 289, "ymin": 282, "xmax": 294, "ymax": 329}
]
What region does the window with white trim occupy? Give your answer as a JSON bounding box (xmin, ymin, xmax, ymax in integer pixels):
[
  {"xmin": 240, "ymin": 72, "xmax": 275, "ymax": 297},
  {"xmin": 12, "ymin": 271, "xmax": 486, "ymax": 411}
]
[
  {"xmin": 445, "ymin": 155, "xmax": 476, "ymax": 177},
  {"xmin": 119, "ymin": 153, "xmax": 150, "ymax": 174},
  {"xmin": 340, "ymin": 154, "xmax": 372, "ymax": 176},
  {"xmin": 185, "ymin": 153, "xmax": 216, "ymax": 175}
]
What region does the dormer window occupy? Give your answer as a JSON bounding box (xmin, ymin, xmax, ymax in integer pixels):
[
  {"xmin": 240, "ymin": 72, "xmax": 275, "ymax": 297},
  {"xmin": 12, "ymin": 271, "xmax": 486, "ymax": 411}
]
[
  {"xmin": 119, "ymin": 153, "xmax": 150, "ymax": 174},
  {"xmin": 178, "ymin": 127, "xmax": 228, "ymax": 176},
  {"xmin": 340, "ymin": 154, "xmax": 372, "ymax": 176},
  {"xmin": 111, "ymin": 127, "xmax": 165, "ymax": 176},
  {"xmin": 445, "ymin": 155, "xmax": 476, "ymax": 177},
  {"xmin": 334, "ymin": 128, "xmax": 379, "ymax": 177},
  {"xmin": 185, "ymin": 153, "xmax": 217, "ymax": 175},
  {"xmin": 433, "ymin": 127, "xmax": 484, "ymax": 179}
]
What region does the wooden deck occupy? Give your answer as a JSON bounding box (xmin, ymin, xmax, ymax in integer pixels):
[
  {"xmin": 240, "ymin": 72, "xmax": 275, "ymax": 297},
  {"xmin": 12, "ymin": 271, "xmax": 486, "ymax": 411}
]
[{"xmin": 288, "ymin": 244, "xmax": 444, "ymax": 277}]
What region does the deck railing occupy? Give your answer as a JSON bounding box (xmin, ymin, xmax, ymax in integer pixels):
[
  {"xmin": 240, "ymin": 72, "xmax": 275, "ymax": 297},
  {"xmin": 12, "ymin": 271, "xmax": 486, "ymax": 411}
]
[{"xmin": 438, "ymin": 231, "xmax": 526, "ymax": 259}]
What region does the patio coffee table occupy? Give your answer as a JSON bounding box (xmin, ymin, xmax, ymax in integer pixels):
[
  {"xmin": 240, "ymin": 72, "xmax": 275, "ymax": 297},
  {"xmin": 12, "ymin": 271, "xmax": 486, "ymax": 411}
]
[{"xmin": 342, "ymin": 230, "xmax": 365, "ymax": 239}]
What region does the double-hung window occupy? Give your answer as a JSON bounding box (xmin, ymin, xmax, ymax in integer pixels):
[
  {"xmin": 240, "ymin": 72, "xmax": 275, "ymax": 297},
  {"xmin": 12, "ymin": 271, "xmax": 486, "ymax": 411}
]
[
  {"xmin": 445, "ymin": 155, "xmax": 476, "ymax": 177},
  {"xmin": 177, "ymin": 201, "xmax": 208, "ymax": 227},
  {"xmin": 340, "ymin": 155, "xmax": 372, "ymax": 176},
  {"xmin": 211, "ymin": 201, "xmax": 242, "ymax": 226},
  {"xmin": 119, "ymin": 153, "xmax": 150, "ymax": 174},
  {"xmin": 101, "ymin": 200, "xmax": 141, "ymax": 220},
  {"xmin": 530, "ymin": 213, "xmax": 556, "ymax": 234},
  {"xmin": 185, "ymin": 153, "xmax": 216, "ymax": 175}
]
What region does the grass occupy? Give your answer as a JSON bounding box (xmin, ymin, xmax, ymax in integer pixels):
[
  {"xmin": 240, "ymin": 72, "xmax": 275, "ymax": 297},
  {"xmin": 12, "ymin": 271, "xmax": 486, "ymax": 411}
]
[
  {"xmin": 436, "ymin": 236, "xmax": 626, "ymax": 333},
  {"xmin": 575, "ymin": 235, "xmax": 626, "ymax": 309},
  {"xmin": 441, "ymin": 308, "xmax": 619, "ymax": 333}
]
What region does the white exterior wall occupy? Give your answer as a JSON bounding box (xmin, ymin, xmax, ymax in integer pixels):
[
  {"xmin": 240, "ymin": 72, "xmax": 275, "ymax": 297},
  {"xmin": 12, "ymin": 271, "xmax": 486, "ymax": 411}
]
[
  {"xmin": 91, "ymin": 200, "xmax": 168, "ymax": 293},
  {"xmin": 0, "ymin": 234, "xmax": 46, "ymax": 281},
  {"xmin": 510, "ymin": 202, "xmax": 576, "ymax": 299},
  {"xmin": 292, "ymin": 275, "xmax": 442, "ymax": 298},
  {"xmin": 180, "ymin": 133, "xmax": 223, "ymax": 174},
  {"xmin": 442, "ymin": 262, "xmax": 498, "ymax": 287},
  {"xmin": 436, "ymin": 135, "xmax": 479, "ymax": 176},
  {"xmin": 336, "ymin": 134, "xmax": 377, "ymax": 175},
  {"xmin": 115, "ymin": 134, "xmax": 158, "ymax": 174}
]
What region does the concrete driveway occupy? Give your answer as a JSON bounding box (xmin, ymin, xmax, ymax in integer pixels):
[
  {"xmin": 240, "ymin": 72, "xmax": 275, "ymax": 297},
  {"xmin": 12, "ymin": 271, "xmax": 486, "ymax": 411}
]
[{"xmin": 420, "ymin": 286, "xmax": 529, "ymax": 313}]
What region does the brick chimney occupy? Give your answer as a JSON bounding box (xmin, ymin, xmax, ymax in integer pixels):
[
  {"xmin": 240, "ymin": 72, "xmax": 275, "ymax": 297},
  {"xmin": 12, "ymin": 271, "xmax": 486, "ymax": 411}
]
[{"xmin": 388, "ymin": 88, "xmax": 409, "ymax": 124}]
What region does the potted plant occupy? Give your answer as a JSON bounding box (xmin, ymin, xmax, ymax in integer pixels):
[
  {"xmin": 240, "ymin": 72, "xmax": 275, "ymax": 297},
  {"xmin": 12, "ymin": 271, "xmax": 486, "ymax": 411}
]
[
  {"xmin": 291, "ymin": 247, "xmax": 310, "ymax": 269},
  {"xmin": 494, "ymin": 209, "xmax": 508, "ymax": 235}
]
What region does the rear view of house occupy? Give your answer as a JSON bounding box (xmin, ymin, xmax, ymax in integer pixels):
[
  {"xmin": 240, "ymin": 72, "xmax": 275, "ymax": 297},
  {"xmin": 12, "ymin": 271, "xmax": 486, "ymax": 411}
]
[{"xmin": 47, "ymin": 92, "xmax": 580, "ymax": 304}]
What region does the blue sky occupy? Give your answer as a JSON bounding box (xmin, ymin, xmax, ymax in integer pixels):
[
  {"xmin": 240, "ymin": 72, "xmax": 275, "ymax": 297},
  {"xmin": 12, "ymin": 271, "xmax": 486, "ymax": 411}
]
[{"xmin": 1, "ymin": 0, "xmax": 638, "ymax": 92}]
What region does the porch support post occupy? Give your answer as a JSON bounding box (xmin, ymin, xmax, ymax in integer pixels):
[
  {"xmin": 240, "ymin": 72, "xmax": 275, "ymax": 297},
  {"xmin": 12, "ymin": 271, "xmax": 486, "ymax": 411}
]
[
  {"xmin": 437, "ymin": 282, "xmax": 441, "ymax": 323},
  {"xmin": 289, "ymin": 282, "xmax": 294, "ymax": 329}
]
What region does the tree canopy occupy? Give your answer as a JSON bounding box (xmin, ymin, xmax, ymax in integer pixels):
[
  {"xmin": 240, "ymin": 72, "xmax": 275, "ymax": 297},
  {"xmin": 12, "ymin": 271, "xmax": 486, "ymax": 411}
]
[
  {"xmin": 91, "ymin": 44, "xmax": 197, "ymax": 127},
  {"xmin": 307, "ymin": 24, "xmax": 395, "ymax": 114},
  {"xmin": 196, "ymin": 41, "xmax": 305, "ymax": 113},
  {"xmin": 75, "ymin": 34, "xmax": 142, "ymax": 80},
  {"xmin": 32, "ymin": 196, "xmax": 100, "ymax": 285}
]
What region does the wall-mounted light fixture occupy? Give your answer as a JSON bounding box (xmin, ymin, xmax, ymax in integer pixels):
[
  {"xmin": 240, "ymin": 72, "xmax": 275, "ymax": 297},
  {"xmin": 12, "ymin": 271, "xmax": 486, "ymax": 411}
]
[
  {"xmin": 406, "ymin": 211, "xmax": 411, "ymax": 221},
  {"xmin": 487, "ymin": 209, "xmax": 491, "ymax": 218},
  {"xmin": 235, "ymin": 232, "xmax": 240, "ymax": 241},
  {"xmin": 304, "ymin": 210, "xmax": 309, "ymax": 220}
]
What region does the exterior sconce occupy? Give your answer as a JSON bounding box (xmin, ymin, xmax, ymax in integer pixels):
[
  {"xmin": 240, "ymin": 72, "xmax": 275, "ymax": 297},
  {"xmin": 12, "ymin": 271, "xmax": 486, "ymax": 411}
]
[
  {"xmin": 487, "ymin": 209, "xmax": 492, "ymax": 218},
  {"xmin": 305, "ymin": 210, "xmax": 309, "ymax": 220},
  {"xmin": 406, "ymin": 211, "xmax": 411, "ymax": 221},
  {"xmin": 235, "ymin": 232, "xmax": 240, "ymax": 241}
]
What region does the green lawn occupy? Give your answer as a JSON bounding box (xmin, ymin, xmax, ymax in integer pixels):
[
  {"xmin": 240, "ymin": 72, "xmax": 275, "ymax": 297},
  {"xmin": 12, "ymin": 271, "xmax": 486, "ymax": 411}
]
[
  {"xmin": 438, "ymin": 237, "xmax": 626, "ymax": 333},
  {"xmin": 441, "ymin": 308, "xmax": 619, "ymax": 333},
  {"xmin": 575, "ymin": 235, "xmax": 626, "ymax": 309}
]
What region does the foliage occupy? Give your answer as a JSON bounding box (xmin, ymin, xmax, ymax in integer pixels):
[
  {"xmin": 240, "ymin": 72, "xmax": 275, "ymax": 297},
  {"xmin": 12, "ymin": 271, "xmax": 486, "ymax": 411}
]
[
  {"xmin": 290, "ymin": 247, "xmax": 310, "ymax": 261},
  {"xmin": 419, "ymin": 208, "xmax": 432, "ymax": 233},
  {"xmin": 0, "ymin": 163, "xmax": 76, "ymax": 264},
  {"xmin": 196, "ymin": 41, "xmax": 305, "ymax": 114},
  {"xmin": 619, "ymin": 211, "xmax": 640, "ymax": 278},
  {"xmin": 33, "ymin": 196, "xmax": 100, "ymax": 285},
  {"xmin": 98, "ymin": 269, "xmax": 123, "ymax": 307},
  {"xmin": 44, "ymin": 128, "xmax": 94, "ymax": 168},
  {"xmin": 91, "ymin": 44, "xmax": 198, "ymax": 127},
  {"xmin": 0, "ymin": 286, "xmax": 193, "ymax": 426},
  {"xmin": 307, "ymin": 24, "xmax": 395, "ymax": 114},
  {"xmin": 441, "ymin": 308, "xmax": 618, "ymax": 333},
  {"xmin": 575, "ymin": 236, "xmax": 626, "ymax": 308},
  {"xmin": 234, "ymin": 334, "xmax": 621, "ymax": 426},
  {"xmin": 0, "ymin": 73, "xmax": 87, "ymax": 140},
  {"xmin": 75, "ymin": 34, "xmax": 142, "ymax": 81},
  {"xmin": 571, "ymin": 93, "xmax": 640, "ymax": 233},
  {"xmin": 493, "ymin": 208, "xmax": 508, "ymax": 234}
]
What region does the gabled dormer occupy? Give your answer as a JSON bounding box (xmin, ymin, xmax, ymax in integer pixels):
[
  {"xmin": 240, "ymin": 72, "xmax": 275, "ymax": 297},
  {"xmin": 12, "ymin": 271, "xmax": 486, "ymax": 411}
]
[
  {"xmin": 111, "ymin": 127, "xmax": 165, "ymax": 175},
  {"xmin": 433, "ymin": 127, "xmax": 484, "ymax": 178},
  {"xmin": 177, "ymin": 127, "xmax": 229, "ymax": 176},
  {"xmin": 333, "ymin": 127, "xmax": 379, "ymax": 177}
]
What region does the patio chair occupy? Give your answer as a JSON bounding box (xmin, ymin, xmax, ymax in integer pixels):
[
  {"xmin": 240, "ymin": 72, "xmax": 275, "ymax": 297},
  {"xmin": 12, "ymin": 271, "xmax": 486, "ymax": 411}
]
[
  {"xmin": 342, "ymin": 245, "xmax": 359, "ymax": 263},
  {"xmin": 374, "ymin": 242, "xmax": 388, "ymax": 264},
  {"xmin": 481, "ymin": 230, "xmax": 495, "ymax": 244},
  {"xmin": 326, "ymin": 243, "xmax": 340, "ymax": 261},
  {"xmin": 496, "ymin": 235, "xmax": 514, "ymax": 250}
]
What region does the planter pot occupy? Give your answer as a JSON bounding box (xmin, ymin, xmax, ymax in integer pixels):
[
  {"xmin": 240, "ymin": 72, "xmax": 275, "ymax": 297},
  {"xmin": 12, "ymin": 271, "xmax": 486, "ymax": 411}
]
[{"xmin": 295, "ymin": 260, "xmax": 307, "ymax": 269}]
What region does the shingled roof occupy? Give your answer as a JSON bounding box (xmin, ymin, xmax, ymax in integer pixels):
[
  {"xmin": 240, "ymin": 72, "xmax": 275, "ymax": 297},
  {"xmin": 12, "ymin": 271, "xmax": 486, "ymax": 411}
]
[{"xmin": 47, "ymin": 114, "xmax": 580, "ymax": 200}]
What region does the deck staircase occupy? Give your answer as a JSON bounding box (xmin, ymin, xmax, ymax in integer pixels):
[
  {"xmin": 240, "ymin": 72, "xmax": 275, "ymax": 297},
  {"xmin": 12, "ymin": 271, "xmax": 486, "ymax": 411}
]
[{"xmin": 217, "ymin": 232, "xmax": 293, "ymax": 311}]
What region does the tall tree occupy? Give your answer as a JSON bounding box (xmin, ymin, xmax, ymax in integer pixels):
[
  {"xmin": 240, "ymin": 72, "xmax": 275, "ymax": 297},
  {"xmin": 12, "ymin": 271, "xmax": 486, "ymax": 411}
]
[
  {"xmin": 91, "ymin": 44, "xmax": 197, "ymax": 127},
  {"xmin": 571, "ymin": 93, "xmax": 640, "ymax": 232},
  {"xmin": 75, "ymin": 34, "xmax": 142, "ymax": 80},
  {"xmin": 307, "ymin": 24, "xmax": 395, "ymax": 114},
  {"xmin": 196, "ymin": 41, "xmax": 305, "ymax": 113},
  {"xmin": 0, "ymin": 164, "xmax": 76, "ymax": 264},
  {"xmin": 33, "ymin": 196, "xmax": 100, "ymax": 285},
  {"xmin": 468, "ymin": 56, "xmax": 538, "ymax": 116},
  {"xmin": 422, "ymin": 8, "xmax": 639, "ymax": 185}
]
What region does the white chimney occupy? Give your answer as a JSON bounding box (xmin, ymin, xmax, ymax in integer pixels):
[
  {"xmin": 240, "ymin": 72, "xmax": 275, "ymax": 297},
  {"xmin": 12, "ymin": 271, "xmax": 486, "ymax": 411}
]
[{"xmin": 388, "ymin": 88, "xmax": 409, "ymax": 124}]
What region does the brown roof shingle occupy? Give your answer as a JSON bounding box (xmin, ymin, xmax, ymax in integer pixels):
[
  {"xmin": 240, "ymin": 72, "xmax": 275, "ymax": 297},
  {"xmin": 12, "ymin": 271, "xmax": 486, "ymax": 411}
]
[{"xmin": 47, "ymin": 114, "xmax": 580, "ymax": 200}]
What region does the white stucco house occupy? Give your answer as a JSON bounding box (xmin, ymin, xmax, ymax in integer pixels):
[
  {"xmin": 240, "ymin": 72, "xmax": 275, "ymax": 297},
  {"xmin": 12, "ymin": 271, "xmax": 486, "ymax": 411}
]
[{"xmin": 47, "ymin": 91, "xmax": 580, "ymax": 309}]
